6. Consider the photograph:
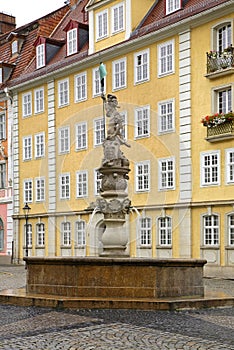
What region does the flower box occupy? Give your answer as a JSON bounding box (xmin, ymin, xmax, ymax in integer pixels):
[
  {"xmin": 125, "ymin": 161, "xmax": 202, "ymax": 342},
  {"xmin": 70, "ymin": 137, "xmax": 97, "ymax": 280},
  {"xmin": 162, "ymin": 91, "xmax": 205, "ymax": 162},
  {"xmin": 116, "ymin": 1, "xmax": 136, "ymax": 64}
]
[{"xmin": 201, "ymin": 112, "xmax": 234, "ymax": 141}]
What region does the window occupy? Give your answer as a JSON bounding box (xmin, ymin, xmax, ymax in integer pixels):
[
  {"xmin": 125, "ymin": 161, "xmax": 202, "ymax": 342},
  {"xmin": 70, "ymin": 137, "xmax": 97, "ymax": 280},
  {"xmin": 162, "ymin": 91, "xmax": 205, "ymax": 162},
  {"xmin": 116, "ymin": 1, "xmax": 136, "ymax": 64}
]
[
  {"xmin": 24, "ymin": 223, "xmax": 32, "ymax": 248},
  {"xmin": 0, "ymin": 163, "xmax": 6, "ymax": 189},
  {"xmin": 135, "ymin": 161, "xmax": 150, "ymax": 192},
  {"xmin": 60, "ymin": 174, "xmax": 70, "ymax": 199},
  {"xmin": 76, "ymin": 171, "xmax": 88, "ymax": 198},
  {"xmin": 61, "ymin": 222, "xmax": 71, "ymax": 246},
  {"xmin": 158, "ymin": 40, "xmax": 174, "ymax": 76},
  {"xmin": 112, "ymin": 3, "xmax": 124, "ymax": 33},
  {"xmin": 158, "ymin": 157, "xmax": 175, "ymax": 190},
  {"xmin": 23, "ymin": 136, "xmax": 32, "ymax": 161},
  {"xmin": 166, "ymin": 0, "xmax": 181, "ymax": 15},
  {"xmin": 227, "ymin": 214, "xmax": 234, "ymax": 246},
  {"xmin": 135, "ymin": 105, "xmax": 150, "ymax": 138},
  {"xmin": 201, "ymin": 151, "xmax": 220, "ymax": 186},
  {"xmin": 94, "ymin": 118, "xmax": 105, "ymax": 146},
  {"xmin": 34, "ymin": 133, "xmax": 45, "ymax": 158},
  {"xmin": 134, "ymin": 49, "xmax": 149, "ymax": 84},
  {"xmin": 35, "ymin": 177, "xmax": 45, "ymax": 202},
  {"xmin": 95, "ymin": 169, "xmax": 102, "ymax": 195},
  {"xmin": 0, "ymin": 218, "xmax": 3, "ymax": 251},
  {"xmin": 113, "ymin": 58, "xmax": 126, "ymax": 90},
  {"xmin": 59, "ymin": 126, "xmax": 70, "ymax": 153},
  {"xmin": 139, "ymin": 217, "xmax": 151, "ymax": 246},
  {"xmin": 24, "ymin": 179, "xmax": 33, "ymax": 203},
  {"xmin": 76, "ymin": 220, "xmax": 86, "ymax": 246},
  {"xmin": 76, "ymin": 122, "xmax": 87, "ymax": 150},
  {"xmin": 96, "ymin": 10, "xmax": 108, "ymax": 40},
  {"xmin": 217, "ymin": 24, "xmax": 231, "ymax": 52},
  {"xmin": 75, "ymin": 72, "xmax": 87, "ymax": 102},
  {"xmin": 203, "ymin": 214, "xmax": 219, "ymax": 246},
  {"xmin": 22, "ymin": 92, "xmax": 32, "ymax": 117},
  {"xmin": 0, "ymin": 114, "xmax": 6, "ymax": 140},
  {"xmin": 158, "ymin": 216, "xmax": 172, "ymax": 246},
  {"xmin": 11, "ymin": 40, "xmax": 18, "ymax": 55},
  {"xmin": 34, "ymin": 88, "xmax": 44, "ymax": 114},
  {"xmin": 58, "ymin": 79, "xmax": 69, "ymax": 107},
  {"xmin": 67, "ymin": 28, "xmax": 77, "ymax": 56},
  {"xmin": 226, "ymin": 149, "xmax": 234, "ymax": 184},
  {"xmin": 36, "ymin": 223, "xmax": 45, "ymax": 246},
  {"xmin": 217, "ymin": 87, "xmax": 231, "ymax": 114},
  {"xmin": 158, "ymin": 99, "xmax": 174, "ymax": 133},
  {"xmin": 93, "ymin": 67, "xmax": 104, "ymax": 96},
  {"xmin": 36, "ymin": 44, "xmax": 45, "ymax": 69}
]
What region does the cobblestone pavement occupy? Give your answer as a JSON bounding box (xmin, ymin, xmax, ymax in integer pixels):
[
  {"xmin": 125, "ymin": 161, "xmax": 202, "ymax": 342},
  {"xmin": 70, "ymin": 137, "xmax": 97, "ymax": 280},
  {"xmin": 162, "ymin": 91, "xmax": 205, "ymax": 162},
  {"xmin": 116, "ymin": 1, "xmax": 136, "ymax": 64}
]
[{"xmin": 0, "ymin": 265, "xmax": 233, "ymax": 350}]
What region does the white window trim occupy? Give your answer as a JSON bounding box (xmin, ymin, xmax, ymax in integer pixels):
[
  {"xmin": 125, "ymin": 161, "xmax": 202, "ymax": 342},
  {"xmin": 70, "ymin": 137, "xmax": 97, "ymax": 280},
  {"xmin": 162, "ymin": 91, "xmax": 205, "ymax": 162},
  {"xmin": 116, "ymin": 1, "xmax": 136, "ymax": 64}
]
[
  {"xmin": 111, "ymin": 2, "xmax": 125, "ymax": 34},
  {"xmin": 96, "ymin": 9, "xmax": 108, "ymax": 41},
  {"xmin": 112, "ymin": 57, "xmax": 127, "ymax": 91},
  {"xmin": 22, "ymin": 92, "xmax": 32, "ymax": 118},
  {"xmin": 76, "ymin": 170, "xmax": 88, "ymax": 198},
  {"xmin": 75, "ymin": 121, "xmax": 87, "ymax": 151},
  {"xmin": 166, "ymin": 0, "xmax": 181, "ymax": 15},
  {"xmin": 226, "ymin": 148, "xmax": 234, "ymax": 185},
  {"xmin": 227, "ymin": 213, "xmax": 234, "ymax": 246},
  {"xmin": 157, "ymin": 216, "xmax": 172, "ymax": 247},
  {"xmin": 76, "ymin": 220, "xmax": 86, "ymax": 247},
  {"xmin": 138, "ymin": 216, "xmax": 152, "ymax": 247},
  {"xmin": 35, "ymin": 177, "xmax": 45, "ymax": 202},
  {"xmin": 211, "ymin": 85, "xmax": 232, "ymax": 114},
  {"xmin": 58, "ymin": 78, "xmax": 69, "ymax": 107},
  {"xmin": 134, "ymin": 105, "xmax": 150, "ymax": 139},
  {"xmin": 75, "ymin": 72, "xmax": 87, "ymax": 102},
  {"xmin": 36, "ymin": 223, "xmax": 45, "ymax": 247},
  {"xmin": 94, "ymin": 168, "xmax": 102, "ymax": 196},
  {"xmin": 93, "ymin": 117, "xmax": 105, "ymax": 147},
  {"xmin": 135, "ymin": 160, "xmax": 150, "ymax": 192},
  {"xmin": 0, "ymin": 113, "xmax": 6, "ymax": 140},
  {"xmin": 58, "ymin": 126, "xmax": 70, "ymax": 154},
  {"xmin": 23, "ymin": 135, "xmax": 32, "ymax": 161},
  {"xmin": 24, "ymin": 178, "xmax": 33, "ymax": 203},
  {"xmin": 61, "ymin": 221, "xmax": 71, "ymax": 246},
  {"xmin": 158, "ymin": 98, "xmax": 175, "ymax": 134},
  {"xmin": 200, "ymin": 150, "xmax": 220, "ymax": 187},
  {"xmin": 67, "ymin": 28, "xmax": 78, "ymax": 56},
  {"xmin": 202, "ymin": 213, "xmax": 220, "ymax": 246},
  {"xmin": 36, "ymin": 43, "xmax": 45, "ymax": 69},
  {"xmin": 134, "ymin": 48, "xmax": 150, "ymax": 85},
  {"xmin": 34, "ymin": 87, "xmax": 44, "ymax": 114},
  {"xmin": 92, "ymin": 67, "xmax": 105, "ymax": 97},
  {"xmin": 34, "ymin": 132, "xmax": 45, "ymax": 159},
  {"xmin": 158, "ymin": 40, "xmax": 175, "ymax": 77},
  {"xmin": 158, "ymin": 156, "xmax": 176, "ymax": 191},
  {"xmin": 59, "ymin": 173, "xmax": 70, "ymax": 200}
]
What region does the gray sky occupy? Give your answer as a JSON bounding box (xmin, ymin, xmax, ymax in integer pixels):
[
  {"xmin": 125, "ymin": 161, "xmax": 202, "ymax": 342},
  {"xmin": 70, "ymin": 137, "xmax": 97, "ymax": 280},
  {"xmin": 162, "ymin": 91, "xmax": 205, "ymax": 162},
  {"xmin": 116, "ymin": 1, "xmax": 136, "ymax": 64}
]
[{"xmin": 1, "ymin": 0, "xmax": 64, "ymax": 28}]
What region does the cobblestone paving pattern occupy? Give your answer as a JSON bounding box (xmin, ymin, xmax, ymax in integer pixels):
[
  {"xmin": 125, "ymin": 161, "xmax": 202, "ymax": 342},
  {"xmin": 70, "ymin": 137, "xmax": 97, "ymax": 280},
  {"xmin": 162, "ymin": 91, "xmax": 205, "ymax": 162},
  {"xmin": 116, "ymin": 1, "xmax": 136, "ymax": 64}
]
[{"xmin": 0, "ymin": 306, "xmax": 233, "ymax": 349}]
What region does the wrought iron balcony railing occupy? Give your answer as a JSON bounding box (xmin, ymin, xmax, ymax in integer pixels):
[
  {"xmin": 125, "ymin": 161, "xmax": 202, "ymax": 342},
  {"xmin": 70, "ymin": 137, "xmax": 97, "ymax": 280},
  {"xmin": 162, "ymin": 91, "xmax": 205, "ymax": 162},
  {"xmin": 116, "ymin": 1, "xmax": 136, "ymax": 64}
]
[
  {"xmin": 206, "ymin": 120, "xmax": 234, "ymax": 140},
  {"xmin": 206, "ymin": 46, "xmax": 234, "ymax": 74}
]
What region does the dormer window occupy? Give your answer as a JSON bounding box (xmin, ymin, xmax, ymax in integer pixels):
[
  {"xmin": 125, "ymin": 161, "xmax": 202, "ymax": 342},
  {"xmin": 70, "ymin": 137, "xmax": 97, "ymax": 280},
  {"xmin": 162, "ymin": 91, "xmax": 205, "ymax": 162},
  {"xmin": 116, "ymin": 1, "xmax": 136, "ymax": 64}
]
[
  {"xmin": 112, "ymin": 3, "xmax": 124, "ymax": 34},
  {"xmin": 34, "ymin": 36, "xmax": 64, "ymax": 69},
  {"xmin": 0, "ymin": 63, "xmax": 14, "ymax": 84},
  {"xmin": 166, "ymin": 0, "xmax": 181, "ymax": 15},
  {"xmin": 11, "ymin": 40, "xmax": 18, "ymax": 55},
  {"xmin": 96, "ymin": 10, "xmax": 108, "ymax": 40},
  {"xmin": 36, "ymin": 43, "xmax": 45, "ymax": 69},
  {"xmin": 67, "ymin": 28, "xmax": 78, "ymax": 55}
]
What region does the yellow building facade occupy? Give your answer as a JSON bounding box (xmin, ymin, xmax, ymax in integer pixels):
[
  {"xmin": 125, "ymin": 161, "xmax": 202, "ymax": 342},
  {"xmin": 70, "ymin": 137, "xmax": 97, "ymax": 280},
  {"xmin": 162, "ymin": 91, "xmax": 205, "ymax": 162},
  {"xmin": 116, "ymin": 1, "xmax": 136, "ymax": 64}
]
[{"xmin": 8, "ymin": 0, "xmax": 234, "ymax": 277}]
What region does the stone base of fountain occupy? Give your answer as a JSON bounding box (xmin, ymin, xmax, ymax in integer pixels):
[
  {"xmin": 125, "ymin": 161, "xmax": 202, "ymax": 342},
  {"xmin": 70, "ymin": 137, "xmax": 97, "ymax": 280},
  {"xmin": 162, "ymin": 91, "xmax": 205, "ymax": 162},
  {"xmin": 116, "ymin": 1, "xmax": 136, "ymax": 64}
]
[{"xmin": 24, "ymin": 257, "xmax": 206, "ymax": 299}]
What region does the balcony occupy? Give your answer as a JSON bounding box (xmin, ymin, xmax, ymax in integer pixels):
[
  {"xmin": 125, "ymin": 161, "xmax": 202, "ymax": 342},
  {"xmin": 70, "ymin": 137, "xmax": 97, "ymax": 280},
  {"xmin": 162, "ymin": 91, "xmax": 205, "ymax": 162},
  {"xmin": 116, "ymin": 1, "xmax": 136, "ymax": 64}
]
[
  {"xmin": 206, "ymin": 46, "xmax": 234, "ymax": 75},
  {"xmin": 201, "ymin": 113, "xmax": 234, "ymax": 142}
]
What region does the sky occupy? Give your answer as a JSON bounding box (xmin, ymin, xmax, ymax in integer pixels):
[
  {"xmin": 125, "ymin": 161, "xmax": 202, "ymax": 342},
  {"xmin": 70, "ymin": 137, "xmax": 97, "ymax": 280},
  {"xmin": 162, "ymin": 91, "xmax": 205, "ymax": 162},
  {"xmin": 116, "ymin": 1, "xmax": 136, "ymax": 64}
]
[{"xmin": 1, "ymin": 0, "xmax": 65, "ymax": 28}]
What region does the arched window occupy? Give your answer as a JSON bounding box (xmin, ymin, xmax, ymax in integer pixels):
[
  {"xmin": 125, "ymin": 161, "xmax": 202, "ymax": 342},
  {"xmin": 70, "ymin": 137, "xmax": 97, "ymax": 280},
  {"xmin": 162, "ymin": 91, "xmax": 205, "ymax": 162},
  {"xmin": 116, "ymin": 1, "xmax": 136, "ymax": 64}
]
[
  {"xmin": 36, "ymin": 223, "xmax": 45, "ymax": 246},
  {"xmin": 76, "ymin": 220, "xmax": 86, "ymax": 246},
  {"xmin": 0, "ymin": 218, "xmax": 4, "ymax": 251},
  {"xmin": 227, "ymin": 214, "xmax": 234, "ymax": 246}
]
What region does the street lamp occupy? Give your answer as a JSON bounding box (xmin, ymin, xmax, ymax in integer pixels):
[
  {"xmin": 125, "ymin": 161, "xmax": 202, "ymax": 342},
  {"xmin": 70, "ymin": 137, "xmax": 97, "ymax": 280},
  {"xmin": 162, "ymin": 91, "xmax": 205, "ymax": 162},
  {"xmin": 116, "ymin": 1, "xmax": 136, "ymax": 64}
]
[{"xmin": 23, "ymin": 203, "xmax": 31, "ymax": 257}]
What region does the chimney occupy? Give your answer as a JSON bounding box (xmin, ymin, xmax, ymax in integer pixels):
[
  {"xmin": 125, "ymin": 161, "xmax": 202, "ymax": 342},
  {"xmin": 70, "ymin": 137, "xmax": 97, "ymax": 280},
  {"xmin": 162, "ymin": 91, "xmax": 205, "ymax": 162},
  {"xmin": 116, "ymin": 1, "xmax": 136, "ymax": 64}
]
[{"xmin": 0, "ymin": 13, "xmax": 16, "ymax": 34}]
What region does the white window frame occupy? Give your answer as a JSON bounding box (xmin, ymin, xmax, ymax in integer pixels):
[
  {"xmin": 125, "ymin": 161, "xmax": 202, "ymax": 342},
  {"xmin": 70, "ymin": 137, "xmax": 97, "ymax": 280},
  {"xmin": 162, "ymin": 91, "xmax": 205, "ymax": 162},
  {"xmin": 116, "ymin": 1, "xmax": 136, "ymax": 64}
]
[
  {"xmin": 24, "ymin": 179, "xmax": 33, "ymax": 203},
  {"xmin": 22, "ymin": 92, "xmax": 32, "ymax": 117},
  {"xmin": 76, "ymin": 170, "xmax": 88, "ymax": 198},
  {"xmin": 158, "ymin": 99, "xmax": 175, "ymax": 134},
  {"xmin": 138, "ymin": 217, "xmax": 152, "ymax": 246},
  {"xmin": 134, "ymin": 49, "xmax": 150, "ymax": 84},
  {"xmin": 112, "ymin": 57, "xmax": 127, "ymax": 90},
  {"xmin": 24, "ymin": 223, "xmax": 32, "ymax": 248},
  {"xmin": 61, "ymin": 222, "xmax": 71, "ymax": 246},
  {"xmin": 23, "ymin": 136, "xmax": 32, "ymax": 161},
  {"xmin": 67, "ymin": 28, "xmax": 78, "ymax": 56},
  {"xmin": 76, "ymin": 220, "xmax": 86, "ymax": 246},
  {"xmin": 96, "ymin": 9, "xmax": 108, "ymax": 40},
  {"xmin": 227, "ymin": 213, "xmax": 234, "ymax": 246},
  {"xmin": 60, "ymin": 173, "xmax": 70, "ymax": 200},
  {"xmin": 226, "ymin": 148, "xmax": 234, "ymax": 184},
  {"xmin": 75, "ymin": 72, "xmax": 87, "ymax": 102},
  {"xmin": 212, "ymin": 86, "xmax": 232, "ymax": 114},
  {"xmin": 58, "ymin": 79, "xmax": 69, "ymax": 107},
  {"xmin": 35, "ymin": 177, "xmax": 45, "ymax": 202},
  {"xmin": 158, "ymin": 216, "xmax": 172, "ymax": 246},
  {"xmin": 93, "ymin": 67, "xmax": 105, "ymax": 97},
  {"xmin": 36, "ymin": 43, "xmax": 45, "ymax": 69},
  {"xmin": 203, "ymin": 214, "xmax": 219, "ymax": 246},
  {"xmin": 135, "ymin": 161, "xmax": 150, "ymax": 192},
  {"xmin": 200, "ymin": 151, "xmax": 220, "ymax": 187},
  {"xmin": 59, "ymin": 126, "xmax": 70, "ymax": 154},
  {"xmin": 94, "ymin": 117, "xmax": 105, "ymax": 146},
  {"xmin": 166, "ymin": 0, "xmax": 181, "ymax": 15},
  {"xmin": 34, "ymin": 132, "xmax": 45, "ymax": 158},
  {"xmin": 0, "ymin": 162, "xmax": 6, "ymax": 189},
  {"xmin": 212, "ymin": 22, "xmax": 232, "ymax": 52},
  {"xmin": 158, "ymin": 40, "xmax": 175, "ymax": 77},
  {"xmin": 36, "ymin": 223, "xmax": 45, "ymax": 246},
  {"xmin": 94, "ymin": 169, "xmax": 102, "ymax": 196},
  {"xmin": 158, "ymin": 157, "xmax": 175, "ymax": 191},
  {"xmin": 34, "ymin": 87, "xmax": 44, "ymax": 114},
  {"xmin": 111, "ymin": 2, "xmax": 124, "ymax": 34},
  {"xmin": 76, "ymin": 122, "xmax": 87, "ymax": 150},
  {"xmin": 11, "ymin": 40, "xmax": 18, "ymax": 55},
  {"xmin": 0, "ymin": 113, "xmax": 6, "ymax": 140},
  {"xmin": 134, "ymin": 105, "xmax": 150, "ymax": 139}
]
